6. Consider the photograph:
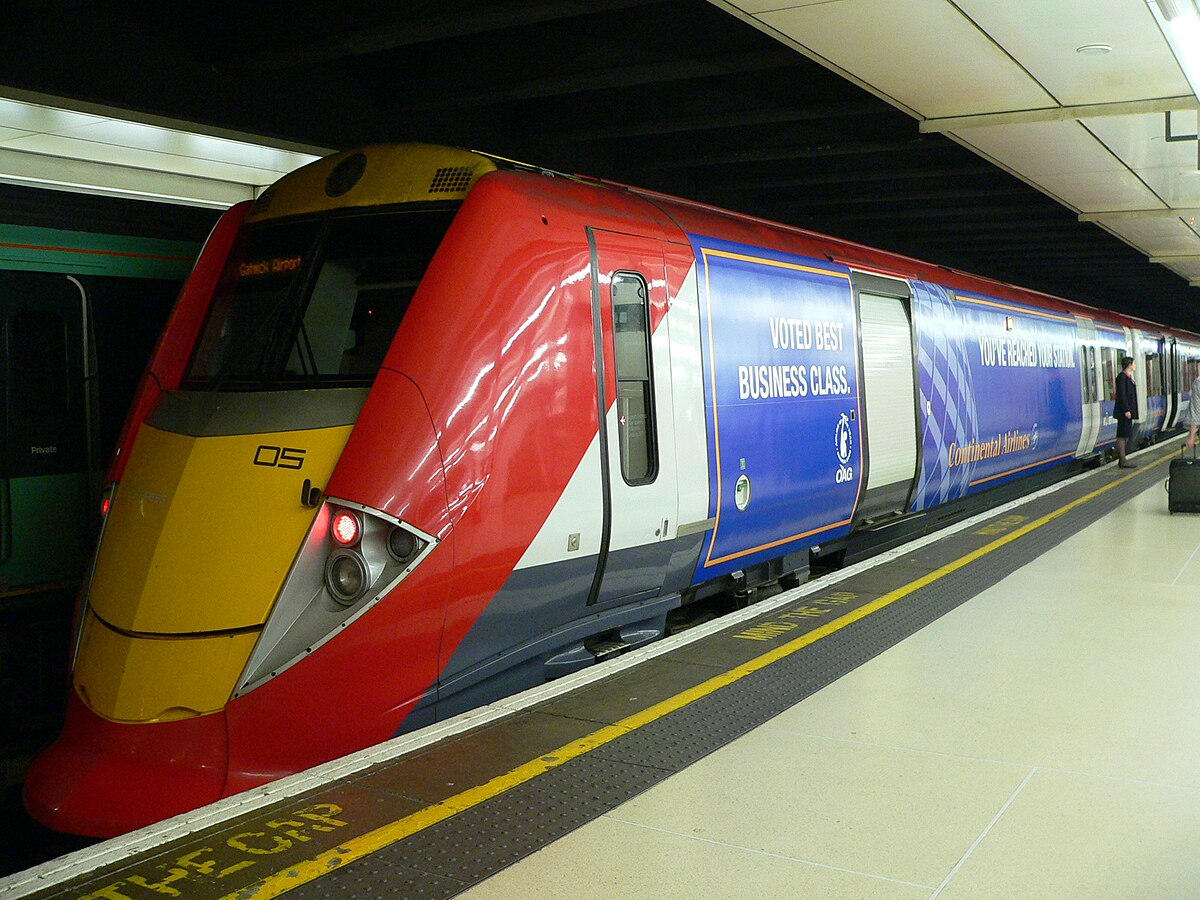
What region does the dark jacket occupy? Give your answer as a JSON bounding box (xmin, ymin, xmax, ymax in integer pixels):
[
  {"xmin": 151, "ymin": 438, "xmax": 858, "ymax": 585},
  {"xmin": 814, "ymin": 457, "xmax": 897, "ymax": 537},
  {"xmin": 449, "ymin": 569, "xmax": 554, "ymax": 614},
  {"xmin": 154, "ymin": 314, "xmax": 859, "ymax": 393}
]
[{"xmin": 1115, "ymin": 369, "xmax": 1138, "ymax": 420}]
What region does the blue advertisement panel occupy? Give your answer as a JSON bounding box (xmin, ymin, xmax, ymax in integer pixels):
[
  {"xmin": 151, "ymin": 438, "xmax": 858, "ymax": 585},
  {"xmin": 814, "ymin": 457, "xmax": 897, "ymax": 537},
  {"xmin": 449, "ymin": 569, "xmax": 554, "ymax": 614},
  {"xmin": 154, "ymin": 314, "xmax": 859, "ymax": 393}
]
[
  {"xmin": 912, "ymin": 283, "xmax": 1083, "ymax": 510},
  {"xmin": 688, "ymin": 235, "xmax": 862, "ymax": 583}
]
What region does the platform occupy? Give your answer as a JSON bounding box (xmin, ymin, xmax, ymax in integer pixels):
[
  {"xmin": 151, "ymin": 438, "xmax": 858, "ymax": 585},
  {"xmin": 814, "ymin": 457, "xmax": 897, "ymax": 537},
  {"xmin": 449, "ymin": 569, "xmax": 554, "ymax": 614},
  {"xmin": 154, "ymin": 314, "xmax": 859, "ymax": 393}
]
[{"xmin": 2, "ymin": 440, "xmax": 1196, "ymax": 899}]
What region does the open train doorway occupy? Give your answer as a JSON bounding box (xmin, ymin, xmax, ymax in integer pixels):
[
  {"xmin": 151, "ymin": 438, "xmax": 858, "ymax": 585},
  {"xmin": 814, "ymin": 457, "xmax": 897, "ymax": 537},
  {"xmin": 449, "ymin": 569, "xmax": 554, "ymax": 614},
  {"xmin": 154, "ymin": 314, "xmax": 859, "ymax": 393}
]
[
  {"xmin": 853, "ymin": 273, "xmax": 919, "ymax": 522},
  {"xmin": 1074, "ymin": 317, "xmax": 1102, "ymax": 459}
]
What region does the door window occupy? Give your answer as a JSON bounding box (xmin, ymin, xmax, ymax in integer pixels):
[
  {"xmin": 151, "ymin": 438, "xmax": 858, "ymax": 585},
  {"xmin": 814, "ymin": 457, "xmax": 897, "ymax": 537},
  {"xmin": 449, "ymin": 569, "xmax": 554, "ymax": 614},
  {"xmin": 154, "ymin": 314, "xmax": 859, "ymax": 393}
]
[
  {"xmin": 1145, "ymin": 351, "xmax": 1162, "ymax": 396},
  {"xmin": 1102, "ymin": 347, "xmax": 1119, "ymax": 401},
  {"xmin": 9, "ymin": 310, "xmax": 69, "ymax": 419},
  {"xmin": 611, "ymin": 272, "xmax": 657, "ymax": 485}
]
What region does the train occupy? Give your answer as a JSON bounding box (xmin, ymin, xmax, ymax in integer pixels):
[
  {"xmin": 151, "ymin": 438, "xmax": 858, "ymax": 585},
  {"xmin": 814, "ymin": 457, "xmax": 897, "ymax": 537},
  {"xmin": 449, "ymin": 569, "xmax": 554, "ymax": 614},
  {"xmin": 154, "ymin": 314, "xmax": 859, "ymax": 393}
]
[
  {"xmin": 0, "ymin": 228, "xmax": 202, "ymax": 596},
  {"xmin": 23, "ymin": 143, "xmax": 1200, "ymax": 837},
  {"xmin": 0, "ymin": 221, "xmax": 201, "ymax": 786}
]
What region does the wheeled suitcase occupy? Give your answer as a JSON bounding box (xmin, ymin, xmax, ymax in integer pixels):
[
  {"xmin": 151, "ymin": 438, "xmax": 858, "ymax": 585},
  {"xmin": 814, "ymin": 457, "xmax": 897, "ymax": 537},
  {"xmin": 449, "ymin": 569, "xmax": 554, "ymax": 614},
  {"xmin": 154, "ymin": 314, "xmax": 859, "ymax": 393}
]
[{"xmin": 1168, "ymin": 445, "xmax": 1200, "ymax": 513}]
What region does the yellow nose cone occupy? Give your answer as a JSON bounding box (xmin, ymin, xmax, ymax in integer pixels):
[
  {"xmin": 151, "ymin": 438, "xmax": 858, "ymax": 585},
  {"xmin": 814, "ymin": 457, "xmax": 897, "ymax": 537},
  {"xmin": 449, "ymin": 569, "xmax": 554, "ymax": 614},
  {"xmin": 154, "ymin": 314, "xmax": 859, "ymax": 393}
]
[
  {"xmin": 74, "ymin": 608, "xmax": 260, "ymax": 722},
  {"xmin": 76, "ymin": 421, "xmax": 353, "ymax": 722},
  {"xmin": 89, "ymin": 423, "xmax": 352, "ymax": 635}
]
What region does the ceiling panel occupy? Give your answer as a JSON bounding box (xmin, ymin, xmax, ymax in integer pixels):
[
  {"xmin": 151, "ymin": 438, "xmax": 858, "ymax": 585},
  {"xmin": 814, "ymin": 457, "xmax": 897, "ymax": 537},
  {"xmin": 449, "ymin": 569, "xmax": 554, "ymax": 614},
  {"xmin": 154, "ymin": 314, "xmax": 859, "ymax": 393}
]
[
  {"xmin": 0, "ymin": 126, "xmax": 34, "ymax": 143},
  {"xmin": 1163, "ymin": 260, "xmax": 1200, "ymax": 282},
  {"xmin": 954, "ymin": 0, "xmax": 1189, "ymax": 105},
  {"xmin": 1133, "ymin": 169, "xmax": 1200, "ymax": 208},
  {"xmin": 0, "ymin": 132, "xmax": 302, "ymax": 185},
  {"xmin": 0, "ymin": 92, "xmax": 324, "ymax": 206},
  {"xmin": 756, "ymin": 0, "xmax": 1056, "ymax": 117},
  {"xmin": 0, "ymin": 98, "xmax": 105, "ymax": 134},
  {"xmin": 1036, "ymin": 170, "xmax": 1163, "ymax": 212},
  {"xmin": 724, "ymin": 0, "xmax": 1200, "ymax": 319},
  {"xmin": 1110, "ymin": 217, "xmax": 1200, "ymax": 252},
  {"xmin": 1084, "ymin": 111, "xmax": 1196, "ymax": 173},
  {"xmin": 954, "ymin": 120, "xmax": 1130, "ymax": 177},
  {"xmin": 734, "ymin": 0, "xmax": 828, "ymax": 12}
]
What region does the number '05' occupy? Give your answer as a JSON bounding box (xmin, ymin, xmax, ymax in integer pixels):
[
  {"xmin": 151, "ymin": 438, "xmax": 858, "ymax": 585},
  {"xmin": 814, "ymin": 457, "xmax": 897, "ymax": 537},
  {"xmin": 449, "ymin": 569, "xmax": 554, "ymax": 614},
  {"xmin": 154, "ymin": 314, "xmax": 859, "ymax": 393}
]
[{"xmin": 254, "ymin": 446, "xmax": 306, "ymax": 469}]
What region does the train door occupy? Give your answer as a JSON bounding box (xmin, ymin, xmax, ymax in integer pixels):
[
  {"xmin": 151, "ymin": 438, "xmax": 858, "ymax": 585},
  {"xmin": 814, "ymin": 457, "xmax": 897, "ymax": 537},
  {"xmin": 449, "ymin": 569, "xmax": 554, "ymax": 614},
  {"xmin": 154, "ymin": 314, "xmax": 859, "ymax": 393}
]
[
  {"xmin": 1184, "ymin": 345, "xmax": 1200, "ymax": 416},
  {"xmin": 0, "ymin": 273, "xmax": 94, "ymax": 595},
  {"xmin": 853, "ymin": 273, "xmax": 919, "ymax": 520},
  {"xmin": 1074, "ymin": 318, "xmax": 1102, "ymax": 456},
  {"xmin": 1165, "ymin": 338, "xmax": 1181, "ymax": 429},
  {"xmin": 586, "ymin": 229, "xmax": 678, "ymax": 606},
  {"xmin": 1127, "ymin": 328, "xmax": 1144, "ymax": 432},
  {"xmin": 1139, "ymin": 333, "xmax": 1166, "ymax": 441}
]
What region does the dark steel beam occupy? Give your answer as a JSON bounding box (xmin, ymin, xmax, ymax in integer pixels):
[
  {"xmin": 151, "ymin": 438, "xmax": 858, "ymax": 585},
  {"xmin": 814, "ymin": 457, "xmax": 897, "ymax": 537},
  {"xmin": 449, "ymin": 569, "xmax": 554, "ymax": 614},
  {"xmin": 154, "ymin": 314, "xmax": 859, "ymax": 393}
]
[
  {"xmin": 702, "ymin": 164, "xmax": 1000, "ymax": 190},
  {"xmin": 403, "ymin": 49, "xmax": 798, "ymax": 111},
  {"xmin": 634, "ymin": 137, "xmax": 940, "ymax": 169},
  {"xmin": 235, "ymin": 0, "xmax": 664, "ymax": 71},
  {"xmin": 545, "ymin": 99, "xmax": 884, "ymax": 143}
]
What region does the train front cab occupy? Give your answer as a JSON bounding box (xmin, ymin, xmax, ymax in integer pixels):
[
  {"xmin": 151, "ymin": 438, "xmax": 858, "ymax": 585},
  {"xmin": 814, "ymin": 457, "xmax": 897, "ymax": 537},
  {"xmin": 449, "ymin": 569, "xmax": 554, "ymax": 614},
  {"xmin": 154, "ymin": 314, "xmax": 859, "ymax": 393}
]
[
  {"xmin": 25, "ymin": 145, "xmax": 719, "ymax": 837},
  {"xmin": 24, "ymin": 147, "xmax": 497, "ymax": 836}
]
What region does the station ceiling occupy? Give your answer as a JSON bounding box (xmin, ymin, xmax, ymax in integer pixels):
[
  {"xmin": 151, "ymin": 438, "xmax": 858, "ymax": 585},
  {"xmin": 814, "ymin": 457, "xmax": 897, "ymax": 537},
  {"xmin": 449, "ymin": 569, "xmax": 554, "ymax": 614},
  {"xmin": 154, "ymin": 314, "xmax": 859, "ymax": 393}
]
[{"xmin": 2, "ymin": 0, "xmax": 1199, "ymax": 330}]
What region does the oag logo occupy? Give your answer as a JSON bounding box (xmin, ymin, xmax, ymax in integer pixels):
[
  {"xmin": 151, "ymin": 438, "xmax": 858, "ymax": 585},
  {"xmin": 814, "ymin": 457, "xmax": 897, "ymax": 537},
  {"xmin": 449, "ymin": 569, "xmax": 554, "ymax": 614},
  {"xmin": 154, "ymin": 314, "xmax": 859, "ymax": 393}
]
[{"xmin": 835, "ymin": 412, "xmax": 854, "ymax": 483}]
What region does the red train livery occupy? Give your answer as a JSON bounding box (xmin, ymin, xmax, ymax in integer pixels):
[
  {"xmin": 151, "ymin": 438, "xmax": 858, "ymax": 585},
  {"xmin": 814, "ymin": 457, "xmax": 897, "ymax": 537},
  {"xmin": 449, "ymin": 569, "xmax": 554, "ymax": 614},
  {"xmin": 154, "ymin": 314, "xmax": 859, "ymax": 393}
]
[{"xmin": 24, "ymin": 144, "xmax": 1200, "ymax": 836}]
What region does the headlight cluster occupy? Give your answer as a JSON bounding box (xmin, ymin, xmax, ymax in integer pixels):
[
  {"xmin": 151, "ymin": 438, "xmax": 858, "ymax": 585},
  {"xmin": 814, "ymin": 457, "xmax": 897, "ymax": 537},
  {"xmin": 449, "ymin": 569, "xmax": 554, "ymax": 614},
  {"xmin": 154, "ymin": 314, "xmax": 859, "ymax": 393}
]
[
  {"xmin": 321, "ymin": 506, "xmax": 427, "ymax": 606},
  {"xmin": 234, "ymin": 499, "xmax": 435, "ymax": 697}
]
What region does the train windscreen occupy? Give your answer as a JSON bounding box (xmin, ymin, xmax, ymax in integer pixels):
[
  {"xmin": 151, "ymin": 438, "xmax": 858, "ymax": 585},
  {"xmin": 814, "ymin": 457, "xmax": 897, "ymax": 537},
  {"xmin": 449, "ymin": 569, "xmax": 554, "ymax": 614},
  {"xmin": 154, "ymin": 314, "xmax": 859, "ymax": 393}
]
[{"xmin": 183, "ymin": 207, "xmax": 457, "ymax": 390}]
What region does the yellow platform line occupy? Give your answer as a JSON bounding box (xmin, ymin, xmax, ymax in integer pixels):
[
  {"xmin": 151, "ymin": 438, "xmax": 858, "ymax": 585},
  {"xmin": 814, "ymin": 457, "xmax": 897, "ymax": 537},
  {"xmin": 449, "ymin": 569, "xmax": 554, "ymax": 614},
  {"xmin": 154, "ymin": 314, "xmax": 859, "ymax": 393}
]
[{"xmin": 227, "ymin": 452, "xmax": 1171, "ymax": 900}]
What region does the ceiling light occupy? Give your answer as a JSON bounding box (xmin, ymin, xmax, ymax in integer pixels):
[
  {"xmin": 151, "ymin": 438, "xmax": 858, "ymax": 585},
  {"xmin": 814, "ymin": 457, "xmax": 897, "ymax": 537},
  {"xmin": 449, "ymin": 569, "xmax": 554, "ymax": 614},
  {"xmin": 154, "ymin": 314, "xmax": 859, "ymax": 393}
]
[
  {"xmin": 0, "ymin": 86, "xmax": 328, "ymax": 208},
  {"xmin": 1160, "ymin": 0, "xmax": 1199, "ymax": 23},
  {"xmin": 1153, "ymin": 0, "xmax": 1200, "ymax": 100},
  {"xmin": 1076, "ymin": 43, "xmax": 1113, "ymax": 55}
]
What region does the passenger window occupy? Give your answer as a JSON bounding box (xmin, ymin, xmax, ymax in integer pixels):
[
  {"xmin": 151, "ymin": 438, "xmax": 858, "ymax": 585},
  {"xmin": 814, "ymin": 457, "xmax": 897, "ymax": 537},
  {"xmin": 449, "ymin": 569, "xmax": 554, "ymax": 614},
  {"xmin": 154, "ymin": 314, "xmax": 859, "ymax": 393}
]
[
  {"xmin": 1102, "ymin": 348, "xmax": 1118, "ymax": 402},
  {"xmin": 9, "ymin": 310, "xmax": 69, "ymax": 418},
  {"xmin": 1080, "ymin": 344, "xmax": 1098, "ymax": 403},
  {"xmin": 1145, "ymin": 352, "xmax": 1162, "ymax": 396},
  {"xmin": 611, "ymin": 272, "xmax": 656, "ymax": 484}
]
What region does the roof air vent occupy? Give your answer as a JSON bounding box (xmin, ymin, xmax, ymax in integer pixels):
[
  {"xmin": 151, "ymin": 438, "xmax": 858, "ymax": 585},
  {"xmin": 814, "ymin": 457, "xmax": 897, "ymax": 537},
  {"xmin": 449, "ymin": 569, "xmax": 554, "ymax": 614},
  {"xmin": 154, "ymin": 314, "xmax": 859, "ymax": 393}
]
[{"xmin": 429, "ymin": 166, "xmax": 476, "ymax": 194}]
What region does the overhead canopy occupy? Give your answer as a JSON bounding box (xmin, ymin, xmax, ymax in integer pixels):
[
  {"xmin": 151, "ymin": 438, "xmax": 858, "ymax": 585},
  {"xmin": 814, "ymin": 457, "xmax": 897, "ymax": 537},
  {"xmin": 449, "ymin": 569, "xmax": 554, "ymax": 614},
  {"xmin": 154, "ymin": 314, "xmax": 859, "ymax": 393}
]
[
  {"xmin": 0, "ymin": 88, "xmax": 326, "ymax": 207},
  {"xmin": 720, "ymin": 0, "xmax": 1200, "ymax": 290}
]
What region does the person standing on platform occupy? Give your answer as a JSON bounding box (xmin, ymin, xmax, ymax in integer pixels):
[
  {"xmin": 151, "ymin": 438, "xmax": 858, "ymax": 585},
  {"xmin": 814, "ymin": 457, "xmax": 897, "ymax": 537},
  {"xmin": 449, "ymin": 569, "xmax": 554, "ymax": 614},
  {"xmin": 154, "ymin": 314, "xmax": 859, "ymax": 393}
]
[
  {"xmin": 1184, "ymin": 370, "xmax": 1200, "ymax": 448},
  {"xmin": 1114, "ymin": 355, "xmax": 1138, "ymax": 468}
]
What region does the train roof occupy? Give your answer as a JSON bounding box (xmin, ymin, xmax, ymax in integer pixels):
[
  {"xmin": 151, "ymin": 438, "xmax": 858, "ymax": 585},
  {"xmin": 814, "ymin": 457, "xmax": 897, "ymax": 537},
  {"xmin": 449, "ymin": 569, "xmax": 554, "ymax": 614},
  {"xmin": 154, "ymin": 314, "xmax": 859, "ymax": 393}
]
[{"xmin": 251, "ymin": 143, "xmax": 1200, "ymax": 345}]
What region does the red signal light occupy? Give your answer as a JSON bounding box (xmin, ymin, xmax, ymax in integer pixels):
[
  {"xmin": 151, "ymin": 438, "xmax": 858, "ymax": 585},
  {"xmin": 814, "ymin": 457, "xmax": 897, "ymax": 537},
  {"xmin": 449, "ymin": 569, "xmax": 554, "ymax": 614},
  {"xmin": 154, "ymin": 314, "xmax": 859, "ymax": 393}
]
[
  {"xmin": 331, "ymin": 510, "xmax": 360, "ymax": 546},
  {"xmin": 100, "ymin": 484, "xmax": 116, "ymax": 518}
]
